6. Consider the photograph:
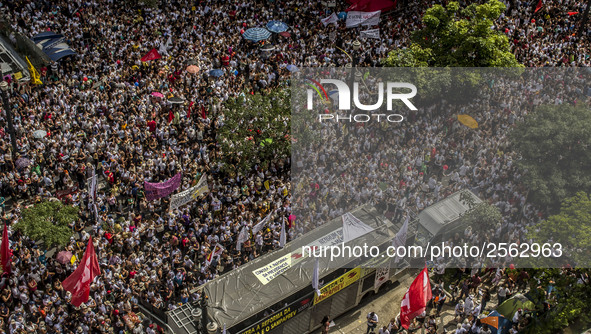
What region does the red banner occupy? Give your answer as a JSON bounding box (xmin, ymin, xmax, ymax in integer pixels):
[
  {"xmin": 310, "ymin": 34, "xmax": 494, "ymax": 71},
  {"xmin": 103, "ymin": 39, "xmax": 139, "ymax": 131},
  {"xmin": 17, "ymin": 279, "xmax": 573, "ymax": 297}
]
[{"xmin": 141, "ymin": 48, "xmax": 162, "ymax": 62}]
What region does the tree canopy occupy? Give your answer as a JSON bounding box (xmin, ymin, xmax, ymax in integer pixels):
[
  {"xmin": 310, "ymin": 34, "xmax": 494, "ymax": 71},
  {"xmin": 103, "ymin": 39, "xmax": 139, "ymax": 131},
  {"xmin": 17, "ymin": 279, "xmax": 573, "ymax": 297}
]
[
  {"xmin": 14, "ymin": 200, "xmax": 78, "ymax": 248},
  {"xmin": 383, "ymin": 0, "xmax": 522, "ymax": 67},
  {"xmin": 218, "ymin": 89, "xmax": 291, "ymax": 173},
  {"xmin": 510, "ymin": 104, "xmax": 591, "ymax": 210},
  {"xmin": 528, "ymin": 192, "xmax": 591, "ymax": 268}
]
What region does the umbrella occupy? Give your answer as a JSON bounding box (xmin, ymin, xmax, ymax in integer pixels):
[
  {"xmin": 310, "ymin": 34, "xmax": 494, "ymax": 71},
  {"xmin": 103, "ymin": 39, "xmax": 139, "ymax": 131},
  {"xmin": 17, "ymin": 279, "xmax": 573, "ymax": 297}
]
[
  {"xmin": 266, "ymin": 21, "xmax": 288, "ymax": 33},
  {"xmin": 168, "ymin": 97, "xmax": 185, "ymax": 104},
  {"xmin": 458, "ymin": 114, "xmax": 478, "ymax": 129},
  {"xmin": 496, "ymin": 294, "xmax": 536, "ymax": 319},
  {"xmin": 56, "ymin": 251, "xmax": 73, "ymax": 265},
  {"xmin": 286, "ymin": 65, "xmax": 299, "ymax": 73},
  {"xmin": 260, "ymin": 44, "xmax": 275, "ymax": 53},
  {"xmin": 32, "ymin": 130, "xmax": 47, "ymax": 139},
  {"xmin": 279, "ymin": 31, "xmax": 291, "ymax": 38},
  {"xmin": 338, "ymin": 12, "xmax": 348, "ymax": 20},
  {"xmin": 15, "ymin": 157, "xmax": 31, "ymax": 169},
  {"xmin": 151, "ymin": 92, "xmax": 164, "ymax": 98},
  {"xmin": 242, "ymin": 27, "xmax": 272, "ymax": 42},
  {"xmin": 209, "ymin": 69, "xmax": 224, "ymax": 77},
  {"xmin": 186, "ymin": 65, "xmax": 199, "ymax": 74}
]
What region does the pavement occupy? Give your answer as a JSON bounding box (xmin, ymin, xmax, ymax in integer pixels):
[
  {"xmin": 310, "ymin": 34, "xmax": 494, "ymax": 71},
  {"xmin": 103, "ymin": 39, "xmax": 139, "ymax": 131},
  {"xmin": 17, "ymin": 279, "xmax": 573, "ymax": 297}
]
[{"xmin": 327, "ymin": 275, "xmax": 504, "ymax": 334}]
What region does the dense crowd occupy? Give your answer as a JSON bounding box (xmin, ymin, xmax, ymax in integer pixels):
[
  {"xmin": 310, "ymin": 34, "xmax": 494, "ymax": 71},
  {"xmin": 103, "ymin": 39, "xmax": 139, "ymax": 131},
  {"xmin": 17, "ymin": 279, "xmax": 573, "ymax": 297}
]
[{"xmin": 0, "ymin": 0, "xmax": 587, "ymax": 332}]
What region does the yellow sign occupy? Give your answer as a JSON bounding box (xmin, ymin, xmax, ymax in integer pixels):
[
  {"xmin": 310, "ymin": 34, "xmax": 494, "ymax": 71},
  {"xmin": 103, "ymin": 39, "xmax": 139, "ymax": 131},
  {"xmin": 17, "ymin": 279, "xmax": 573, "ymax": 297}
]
[
  {"xmin": 264, "ymin": 180, "xmax": 270, "ymax": 190},
  {"xmin": 13, "ymin": 72, "xmax": 22, "ymax": 80},
  {"xmin": 314, "ymin": 268, "xmax": 360, "ymax": 305}
]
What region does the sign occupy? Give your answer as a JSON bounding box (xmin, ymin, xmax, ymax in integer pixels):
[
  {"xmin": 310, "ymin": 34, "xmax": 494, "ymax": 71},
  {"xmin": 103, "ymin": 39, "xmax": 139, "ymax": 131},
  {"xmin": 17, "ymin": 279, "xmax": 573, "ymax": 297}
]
[
  {"xmin": 374, "ymin": 267, "xmax": 390, "ymax": 290},
  {"xmin": 360, "ymin": 28, "xmax": 380, "ymax": 39},
  {"xmin": 346, "ymin": 11, "xmax": 381, "ymax": 28},
  {"xmin": 144, "ymin": 173, "xmax": 182, "ymax": 201},
  {"xmin": 252, "ymin": 253, "xmax": 292, "ymax": 285},
  {"xmin": 169, "ymin": 174, "xmax": 208, "ymax": 210},
  {"xmin": 238, "ymin": 294, "xmax": 313, "ymax": 334},
  {"xmin": 252, "ymin": 227, "xmax": 345, "ymax": 284},
  {"xmin": 314, "ymin": 267, "xmax": 361, "ymax": 305}
]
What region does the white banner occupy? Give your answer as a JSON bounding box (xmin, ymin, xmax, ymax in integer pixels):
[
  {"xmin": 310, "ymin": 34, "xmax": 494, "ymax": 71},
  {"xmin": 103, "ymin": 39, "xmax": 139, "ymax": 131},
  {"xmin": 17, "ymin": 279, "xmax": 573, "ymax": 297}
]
[
  {"xmin": 253, "ymin": 211, "xmax": 274, "ymax": 234},
  {"xmin": 360, "ymin": 28, "xmax": 380, "ymax": 39},
  {"xmin": 342, "ymin": 212, "xmax": 374, "ymax": 243},
  {"xmin": 321, "ymin": 13, "xmax": 339, "ymax": 27},
  {"xmin": 236, "ymin": 226, "xmax": 249, "ymax": 251},
  {"xmin": 374, "ymin": 267, "xmax": 390, "ymax": 290},
  {"xmin": 169, "ymin": 174, "xmax": 209, "ymax": 210},
  {"xmin": 252, "ymin": 253, "xmax": 292, "ymax": 285},
  {"xmin": 392, "ymin": 215, "xmax": 409, "ymax": 263},
  {"xmin": 346, "ymin": 11, "xmax": 381, "ymax": 28}
]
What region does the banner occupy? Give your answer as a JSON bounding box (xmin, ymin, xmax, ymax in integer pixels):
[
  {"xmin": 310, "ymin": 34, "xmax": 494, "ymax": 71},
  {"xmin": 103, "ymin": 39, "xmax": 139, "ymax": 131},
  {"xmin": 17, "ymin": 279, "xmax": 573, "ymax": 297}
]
[
  {"xmin": 169, "ymin": 174, "xmax": 208, "ymax": 210},
  {"xmin": 374, "ymin": 267, "xmax": 389, "ymax": 290},
  {"xmin": 321, "ymin": 13, "xmax": 339, "ymax": 26},
  {"xmin": 360, "ymin": 28, "xmax": 380, "ymax": 39},
  {"xmin": 342, "ymin": 212, "xmax": 374, "ymax": 243},
  {"xmin": 237, "ymin": 294, "xmax": 314, "ymax": 334},
  {"xmin": 314, "ymin": 267, "xmax": 361, "ymax": 305},
  {"xmin": 252, "ymin": 253, "xmax": 292, "ymax": 285},
  {"xmin": 236, "ymin": 226, "xmax": 249, "ymax": 251},
  {"xmin": 144, "ymin": 173, "xmax": 182, "ymax": 201},
  {"xmin": 346, "ymin": 10, "xmax": 380, "ymax": 28},
  {"xmin": 88, "ymin": 168, "xmax": 97, "ymax": 201}
]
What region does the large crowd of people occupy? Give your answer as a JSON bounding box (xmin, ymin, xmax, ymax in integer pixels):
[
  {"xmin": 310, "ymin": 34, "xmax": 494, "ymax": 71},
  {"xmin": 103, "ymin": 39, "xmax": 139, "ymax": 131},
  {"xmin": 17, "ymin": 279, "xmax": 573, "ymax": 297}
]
[{"xmin": 0, "ymin": 0, "xmax": 588, "ymax": 332}]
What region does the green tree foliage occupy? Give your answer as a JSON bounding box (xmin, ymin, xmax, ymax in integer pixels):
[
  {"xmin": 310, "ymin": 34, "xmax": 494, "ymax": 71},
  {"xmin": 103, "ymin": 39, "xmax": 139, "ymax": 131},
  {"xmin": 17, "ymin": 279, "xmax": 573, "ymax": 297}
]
[
  {"xmin": 523, "ymin": 268, "xmax": 591, "ymax": 334},
  {"xmin": 528, "ymin": 192, "xmax": 591, "ymax": 268},
  {"xmin": 459, "ymin": 190, "xmax": 502, "ymax": 230},
  {"xmin": 218, "ymin": 89, "xmax": 290, "ymax": 173},
  {"xmin": 14, "ymin": 201, "xmax": 78, "ymax": 248},
  {"xmin": 383, "ymin": 0, "xmax": 522, "ymax": 67},
  {"xmin": 510, "ymin": 104, "xmax": 591, "ymax": 210}
]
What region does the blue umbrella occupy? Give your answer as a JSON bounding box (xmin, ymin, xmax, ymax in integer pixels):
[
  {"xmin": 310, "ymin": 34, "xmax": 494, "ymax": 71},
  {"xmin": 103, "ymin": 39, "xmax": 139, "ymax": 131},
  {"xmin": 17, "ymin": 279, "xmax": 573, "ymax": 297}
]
[
  {"xmin": 266, "ymin": 21, "xmax": 288, "ymax": 33},
  {"xmin": 338, "ymin": 12, "xmax": 347, "ymax": 20},
  {"xmin": 209, "ymin": 69, "xmax": 224, "ymax": 77},
  {"xmin": 286, "ymin": 65, "xmax": 299, "ymax": 73},
  {"xmin": 243, "ymin": 27, "xmax": 272, "ymax": 42}
]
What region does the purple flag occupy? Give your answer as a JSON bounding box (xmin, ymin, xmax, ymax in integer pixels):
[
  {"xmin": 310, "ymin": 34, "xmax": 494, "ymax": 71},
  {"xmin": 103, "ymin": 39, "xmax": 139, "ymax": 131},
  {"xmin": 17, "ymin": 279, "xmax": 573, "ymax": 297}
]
[{"xmin": 144, "ymin": 173, "xmax": 182, "ymax": 201}]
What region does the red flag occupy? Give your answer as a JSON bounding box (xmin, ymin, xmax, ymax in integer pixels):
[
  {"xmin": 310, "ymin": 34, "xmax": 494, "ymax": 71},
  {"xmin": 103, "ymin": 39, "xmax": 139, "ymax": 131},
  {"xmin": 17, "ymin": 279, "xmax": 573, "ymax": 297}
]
[
  {"xmin": 534, "ymin": 0, "xmax": 543, "ymax": 13},
  {"xmin": 187, "ymin": 101, "xmax": 194, "ymax": 119},
  {"xmin": 141, "ymin": 48, "xmax": 162, "ymax": 62},
  {"xmin": 201, "ymin": 104, "xmax": 207, "ymax": 119},
  {"xmin": 568, "ymin": 11, "xmax": 579, "ymax": 15},
  {"xmin": 62, "ymin": 238, "xmax": 101, "ymax": 307},
  {"xmin": 400, "ymin": 267, "xmax": 432, "ymax": 329},
  {"xmin": 168, "ymin": 109, "xmax": 174, "ymax": 123},
  {"xmin": 1, "ymin": 224, "xmax": 11, "ymax": 275}
]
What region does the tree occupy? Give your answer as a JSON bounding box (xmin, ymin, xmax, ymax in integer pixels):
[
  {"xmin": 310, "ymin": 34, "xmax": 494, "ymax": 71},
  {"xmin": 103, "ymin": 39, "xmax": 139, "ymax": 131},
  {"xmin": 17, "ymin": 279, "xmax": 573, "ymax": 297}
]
[
  {"xmin": 528, "ymin": 192, "xmax": 591, "ymax": 268},
  {"xmin": 14, "ymin": 201, "xmax": 78, "ymax": 248},
  {"xmin": 523, "ymin": 268, "xmax": 591, "ymax": 334},
  {"xmin": 383, "ymin": 0, "xmax": 522, "ymax": 67},
  {"xmin": 459, "ymin": 190, "xmax": 503, "ymax": 231},
  {"xmin": 510, "ymin": 104, "xmax": 591, "ymax": 210},
  {"xmin": 218, "ymin": 89, "xmax": 291, "ymax": 173}
]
